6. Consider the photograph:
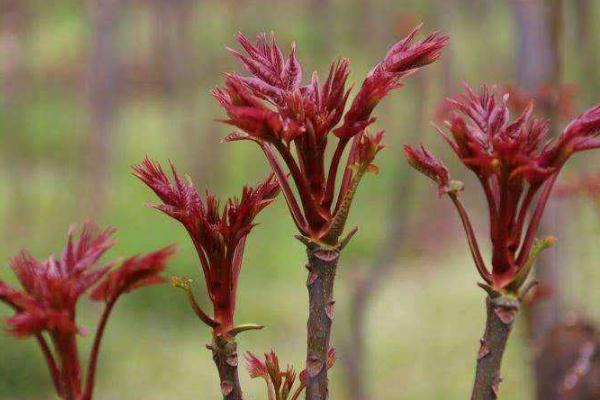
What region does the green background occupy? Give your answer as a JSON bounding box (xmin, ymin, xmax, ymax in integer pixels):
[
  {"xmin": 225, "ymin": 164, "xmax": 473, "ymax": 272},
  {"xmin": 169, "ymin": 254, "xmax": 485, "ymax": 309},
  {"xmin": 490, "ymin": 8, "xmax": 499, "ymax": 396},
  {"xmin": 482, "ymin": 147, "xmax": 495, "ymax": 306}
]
[{"xmin": 1, "ymin": 0, "xmax": 599, "ymax": 398}]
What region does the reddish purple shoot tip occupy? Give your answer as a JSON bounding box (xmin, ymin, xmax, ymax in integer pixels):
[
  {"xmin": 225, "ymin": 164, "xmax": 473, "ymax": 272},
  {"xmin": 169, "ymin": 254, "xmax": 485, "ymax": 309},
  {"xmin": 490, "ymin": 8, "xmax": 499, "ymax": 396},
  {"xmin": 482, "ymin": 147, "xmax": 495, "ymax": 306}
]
[
  {"xmin": 214, "ymin": 26, "xmax": 448, "ymax": 243},
  {"xmin": 405, "ymin": 84, "xmax": 600, "ymax": 290}
]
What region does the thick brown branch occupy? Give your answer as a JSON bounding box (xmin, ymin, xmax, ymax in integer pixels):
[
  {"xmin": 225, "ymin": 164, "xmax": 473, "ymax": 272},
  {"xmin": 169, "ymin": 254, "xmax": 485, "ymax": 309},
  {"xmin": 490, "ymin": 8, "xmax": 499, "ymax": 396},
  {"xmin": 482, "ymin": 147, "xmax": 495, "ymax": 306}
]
[
  {"xmin": 471, "ymin": 293, "xmax": 520, "ymax": 400},
  {"xmin": 210, "ymin": 337, "xmax": 243, "ymax": 400},
  {"xmin": 304, "ymin": 242, "xmax": 340, "ymax": 400}
]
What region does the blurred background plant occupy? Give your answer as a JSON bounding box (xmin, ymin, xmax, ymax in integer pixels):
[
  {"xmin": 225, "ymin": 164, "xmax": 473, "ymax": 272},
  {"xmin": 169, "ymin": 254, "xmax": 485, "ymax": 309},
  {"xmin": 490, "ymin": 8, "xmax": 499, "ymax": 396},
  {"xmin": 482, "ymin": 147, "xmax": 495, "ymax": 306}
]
[{"xmin": 0, "ymin": 0, "xmax": 599, "ymax": 399}]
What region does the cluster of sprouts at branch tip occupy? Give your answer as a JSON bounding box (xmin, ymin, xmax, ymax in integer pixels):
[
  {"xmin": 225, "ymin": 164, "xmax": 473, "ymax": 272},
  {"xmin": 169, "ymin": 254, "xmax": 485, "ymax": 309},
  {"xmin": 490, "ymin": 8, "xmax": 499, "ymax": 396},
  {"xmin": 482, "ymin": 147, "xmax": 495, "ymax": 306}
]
[
  {"xmin": 0, "ymin": 222, "xmax": 173, "ymax": 400},
  {"xmin": 404, "ymin": 84, "xmax": 600, "ymax": 293},
  {"xmin": 213, "ymin": 25, "xmax": 448, "ymax": 246},
  {"xmin": 133, "ymin": 158, "xmax": 279, "ymax": 338},
  {"xmin": 245, "ymin": 348, "xmax": 336, "ymax": 400}
]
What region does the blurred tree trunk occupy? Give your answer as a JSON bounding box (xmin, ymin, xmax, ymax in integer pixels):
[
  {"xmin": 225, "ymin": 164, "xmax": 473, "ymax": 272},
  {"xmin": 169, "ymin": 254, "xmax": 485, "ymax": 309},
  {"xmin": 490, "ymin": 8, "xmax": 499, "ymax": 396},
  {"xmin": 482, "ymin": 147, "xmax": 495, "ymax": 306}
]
[
  {"xmin": 177, "ymin": 0, "xmax": 221, "ymax": 187},
  {"xmin": 511, "ymin": 1, "xmax": 600, "ymax": 398},
  {"xmin": 341, "ymin": 75, "xmax": 429, "ymax": 400},
  {"xmin": 523, "ymin": 0, "xmax": 563, "ymax": 342},
  {"xmin": 511, "ymin": 0, "xmax": 557, "ymax": 92},
  {"xmin": 0, "ymin": 0, "xmax": 31, "ymax": 240},
  {"xmin": 150, "ymin": 0, "xmax": 221, "ymax": 187},
  {"xmin": 438, "ymin": 0, "xmax": 457, "ymax": 95},
  {"xmin": 171, "ymin": 1, "xmax": 207, "ymax": 184},
  {"xmin": 86, "ymin": 0, "xmax": 122, "ymax": 216},
  {"xmin": 511, "ymin": 0, "xmax": 562, "ymax": 341},
  {"xmin": 573, "ymin": 0, "xmax": 598, "ymax": 99},
  {"xmin": 574, "ymin": 0, "xmax": 592, "ymax": 57}
]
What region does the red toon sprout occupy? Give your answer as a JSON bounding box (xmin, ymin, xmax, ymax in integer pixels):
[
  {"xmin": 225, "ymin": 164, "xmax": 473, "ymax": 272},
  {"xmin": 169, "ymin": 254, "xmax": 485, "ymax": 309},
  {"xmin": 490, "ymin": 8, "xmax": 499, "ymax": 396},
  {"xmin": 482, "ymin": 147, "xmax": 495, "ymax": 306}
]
[
  {"xmin": 133, "ymin": 157, "xmax": 279, "ymax": 336},
  {"xmin": 214, "ymin": 26, "xmax": 448, "ymax": 244},
  {"xmin": 405, "ymin": 84, "xmax": 600, "ymax": 291},
  {"xmin": 245, "ymin": 348, "xmax": 336, "ymax": 400},
  {"xmin": 0, "ymin": 222, "xmax": 173, "ymax": 400},
  {"xmin": 404, "ymin": 143, "xmax": 451, "ymax": 194}
]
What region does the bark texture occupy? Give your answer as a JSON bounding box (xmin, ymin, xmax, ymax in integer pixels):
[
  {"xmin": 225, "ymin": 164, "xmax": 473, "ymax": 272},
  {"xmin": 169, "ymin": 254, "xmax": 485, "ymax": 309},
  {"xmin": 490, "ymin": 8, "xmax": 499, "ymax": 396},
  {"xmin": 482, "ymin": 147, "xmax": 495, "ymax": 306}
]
[
  {"xmin": 471, "ymin": 294, "xmax": 520, "ymax": 400},
  {"xmin": 305, "ymin": 243, "xmax": 339, "ymax": 400},
  {"xmin": 211, "ymin": 338, "xmax": 243, "ymax": 400}
]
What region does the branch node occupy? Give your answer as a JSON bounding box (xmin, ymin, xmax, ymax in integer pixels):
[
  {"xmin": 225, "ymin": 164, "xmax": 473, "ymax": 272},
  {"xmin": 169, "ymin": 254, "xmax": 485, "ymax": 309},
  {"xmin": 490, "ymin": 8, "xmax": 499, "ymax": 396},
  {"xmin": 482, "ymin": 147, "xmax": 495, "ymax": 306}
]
[
  {"xmin": 493, "ymin": 306, "xmax": 518, "ymax": 325},
  {"xmin": 325, "ymin": 301, "xmax": 335, "ymax": 320},
  {"xmin": 221, "ymin": 381, "xmax": 234, "ymax": 396},
  {"xmin": 295, "ymin": 234, "xmax": 313, "ymax": 248},
  {"xmin": 518, "ymin": 280, "xmax": 540, "ymax": 302},
  {"xmin": 477, "ymin": 282, "xmax": 497, "ymax": 297},
  {"xmin": 307, "ymin": 355, "xmax": 324, "ymax": 378},
  {"xmin": 307, "ymin": 271, "xmax": 318, "ymax": 287},
  {"xmin": 492, "ymin": 375, "xmax": 503, "ymax": 398},
  {"xmin": 226, "ymin": 352, "xmax": 239, "ymax": 367},
  {"xmin": 478, "ymin": 338, "xmax": 490, "ymax": 360},
  {"xmin": 506, "ymin": 236, "xmax": 556, "ymax": 293},
  {"xmin": 314, "ymin": 249, "xmax": 339, "ymax": 263}
]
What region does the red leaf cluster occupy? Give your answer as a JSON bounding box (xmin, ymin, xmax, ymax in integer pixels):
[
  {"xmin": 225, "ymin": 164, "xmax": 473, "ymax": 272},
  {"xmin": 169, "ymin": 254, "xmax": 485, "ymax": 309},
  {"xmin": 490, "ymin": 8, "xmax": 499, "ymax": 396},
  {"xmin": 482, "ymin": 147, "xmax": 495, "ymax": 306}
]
[
  {"xmin": 245, "ymin": 348, "xmax": 336, "ymax": 400},
  {"xmin": 90, "ymin": 246, "xmax": 174, "ymax": 303},
  {"xmin": 1, "ymin": 223, "xmax": 115, "ymax": 337},
  {"xmin": 0, "ymin": 221, "xmax": 173, "ymax": 399},
  {"xmin": 403, "ymin": 144, "xmax": 450, "ymax": 195},
  {"xmin": 133, "ymin": 158, "xmax": 279, "ymax": 332},
  {"xmin": 215, "ymin": 27, "xmax": 448, "ymax": 242},
  {"xmin": 406, "ymin": 84, "xmax": 600, "ymax": 289}
]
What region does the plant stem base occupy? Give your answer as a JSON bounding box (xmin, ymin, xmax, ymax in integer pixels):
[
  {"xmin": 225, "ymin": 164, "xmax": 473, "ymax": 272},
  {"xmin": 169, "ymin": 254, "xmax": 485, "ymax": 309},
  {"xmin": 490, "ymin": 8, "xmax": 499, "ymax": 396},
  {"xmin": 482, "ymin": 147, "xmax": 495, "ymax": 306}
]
[
  {"xmin": 471, "ymin": 293, "xmax": 520, "ymax": 400},
  {"xmin": 210, "ymin": 337, "xmax": 243, "ymax": 400},
  {"xmin": 305, "ymin": 243, "xmax": 339, "ymax": 400}
]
